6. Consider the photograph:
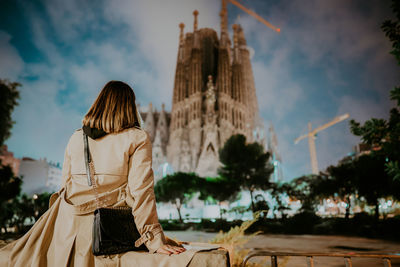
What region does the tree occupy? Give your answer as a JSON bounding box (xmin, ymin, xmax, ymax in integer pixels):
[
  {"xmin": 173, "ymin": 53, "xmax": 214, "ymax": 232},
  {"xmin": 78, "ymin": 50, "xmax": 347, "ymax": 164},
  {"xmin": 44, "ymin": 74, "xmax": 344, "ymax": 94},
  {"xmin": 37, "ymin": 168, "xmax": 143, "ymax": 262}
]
[
  {"xmin": 325, "ymin": 158, "xmax": 358, "ymax": 219},
  {"xmin": 253, "ymin": 194, "xmax": 270, "ymax": 219},
  {"xmin": 198, "ymin": 176, "xmax": 240, "ymax": 219},
  {"xmin": 382, "ymin": 0, "xmax": 400, "ymax": 64},
  {"xmin": 8, "ymin": 194, "xmax": 35, "ymax": 233},
  {"xmin": 218, "ymin": 134, "xmax": 274, "ymax": 213},
  {"xmin": 32, "ymin": 192, "xmax": 52, "ymax": 221},
  {"xmin": 0, "ymin": 163, "xmax": 23, "ymax": 233},
  {"xmin": 350, "ymin": 0, "xmax": 400, "ymax": 181},
  {"xmin": 0, "ymin": 79, "xmax": 21, "ymax": 146},
  {"xmin": 352, "ymin": 154, "xmax": 399, "ymax": 220},
  {"xmin": 154, "ymin": 172, "xmax": 198, "ymax": 223},
  {"xmin": 317, "ymin": 153, "xmax": 400, "ymax": 220},
  {"xmin": 270, "ymin": 182, "xmax": 292, "ymax": 219},
  {"xmin": 287, "ymin": 175, "xmax": 321, "ymax": 212},
  {"xmin": 0, "ymin": 189, "xmax": 52, "ymax": 235},
  {"xmin": 0, "ymin": 79, "xmax": 22, "ymax": 233}
]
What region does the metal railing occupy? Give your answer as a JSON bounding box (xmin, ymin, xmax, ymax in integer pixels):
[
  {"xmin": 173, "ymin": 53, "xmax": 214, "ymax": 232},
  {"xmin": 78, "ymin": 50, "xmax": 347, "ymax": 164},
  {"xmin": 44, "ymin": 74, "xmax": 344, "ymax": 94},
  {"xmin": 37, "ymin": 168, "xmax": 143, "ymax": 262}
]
[{"xmin": 242, "ymin": 250, "xmax": 400, "ymax": 267}]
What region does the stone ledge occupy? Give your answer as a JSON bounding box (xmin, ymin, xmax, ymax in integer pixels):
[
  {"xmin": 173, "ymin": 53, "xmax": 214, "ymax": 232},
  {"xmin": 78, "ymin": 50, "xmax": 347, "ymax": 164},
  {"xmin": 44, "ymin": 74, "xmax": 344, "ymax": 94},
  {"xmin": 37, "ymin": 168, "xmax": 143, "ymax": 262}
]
[
  {"xmin": 188, "ymin": 249, "xmax": 230, "ymax": 267},
  {"xmin": 0, "ymin": 240, "xmax": 231, "ymax": 266}
]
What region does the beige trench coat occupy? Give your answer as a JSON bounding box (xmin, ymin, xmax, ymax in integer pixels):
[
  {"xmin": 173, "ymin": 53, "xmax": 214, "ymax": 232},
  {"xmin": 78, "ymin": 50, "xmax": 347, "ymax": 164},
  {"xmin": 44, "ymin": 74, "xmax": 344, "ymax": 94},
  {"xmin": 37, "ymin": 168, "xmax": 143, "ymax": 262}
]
[{"xmin": 0, "ymin": 127, "xmax": 218, "ymax": 267}]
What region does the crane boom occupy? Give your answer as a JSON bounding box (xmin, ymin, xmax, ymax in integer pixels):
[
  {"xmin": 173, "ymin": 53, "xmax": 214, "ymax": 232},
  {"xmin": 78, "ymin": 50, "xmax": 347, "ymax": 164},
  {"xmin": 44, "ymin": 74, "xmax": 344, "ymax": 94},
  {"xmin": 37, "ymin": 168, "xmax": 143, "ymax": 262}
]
[
  {"xmin": 294, "ymin": 133, "xmax": 308, "ymax": 144},
  {"xmin": 294, "ymin": 113, "xmax": 350, "ymax": 174},
  {"xmin": 312, "ymin": 113, "xmax": 349, "ymax": 135},
  {"xmin": 228, "ymin": 0, "xmax": 281, "ymax": 33}
]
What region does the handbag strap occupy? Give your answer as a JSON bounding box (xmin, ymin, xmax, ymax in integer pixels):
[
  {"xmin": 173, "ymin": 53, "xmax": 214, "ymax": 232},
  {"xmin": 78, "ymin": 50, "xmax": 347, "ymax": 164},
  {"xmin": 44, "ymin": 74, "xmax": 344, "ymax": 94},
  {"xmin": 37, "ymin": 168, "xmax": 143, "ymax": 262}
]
[
  {"xmin": 83, "ymin": 132, "xmax": 93, "ymax": 186},
  {"xmin": 83, "ymin": 130, "xmax": 104, "ymax": 209}
]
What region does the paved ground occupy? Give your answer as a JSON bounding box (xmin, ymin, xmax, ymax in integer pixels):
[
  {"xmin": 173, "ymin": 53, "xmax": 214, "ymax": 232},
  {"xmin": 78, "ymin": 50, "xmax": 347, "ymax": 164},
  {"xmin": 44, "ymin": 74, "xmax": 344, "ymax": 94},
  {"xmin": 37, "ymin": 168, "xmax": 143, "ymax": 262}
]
[{"xmin": 165, "ymin": 231, "xmax": 400, "ymax": 267}]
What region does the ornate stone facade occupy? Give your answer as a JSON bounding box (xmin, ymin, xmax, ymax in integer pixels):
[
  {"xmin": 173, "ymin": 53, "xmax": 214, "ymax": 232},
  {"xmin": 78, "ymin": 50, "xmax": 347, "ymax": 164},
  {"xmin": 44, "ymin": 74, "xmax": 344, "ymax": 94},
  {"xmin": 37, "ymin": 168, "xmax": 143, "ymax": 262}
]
[{"xmin": 141, "ymin": 8, "xmax": 265, "ymax": 179}]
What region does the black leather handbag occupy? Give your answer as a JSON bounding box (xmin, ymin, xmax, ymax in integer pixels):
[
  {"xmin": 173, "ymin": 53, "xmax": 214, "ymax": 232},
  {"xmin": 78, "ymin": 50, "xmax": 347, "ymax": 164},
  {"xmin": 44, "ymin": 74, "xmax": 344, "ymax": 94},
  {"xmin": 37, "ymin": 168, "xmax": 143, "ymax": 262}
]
[{"xmin": 83, "ymin": 132, "xmax": 147, "ymax": 256}]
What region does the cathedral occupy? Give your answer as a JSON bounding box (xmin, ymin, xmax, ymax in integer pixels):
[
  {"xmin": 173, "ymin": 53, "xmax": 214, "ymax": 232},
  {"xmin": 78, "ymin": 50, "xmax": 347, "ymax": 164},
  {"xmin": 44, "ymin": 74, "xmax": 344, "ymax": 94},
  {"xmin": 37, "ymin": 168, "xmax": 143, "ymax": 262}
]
[{"xmin": 140, "ymin": 6, "xmax": 268, "ymax": 181}]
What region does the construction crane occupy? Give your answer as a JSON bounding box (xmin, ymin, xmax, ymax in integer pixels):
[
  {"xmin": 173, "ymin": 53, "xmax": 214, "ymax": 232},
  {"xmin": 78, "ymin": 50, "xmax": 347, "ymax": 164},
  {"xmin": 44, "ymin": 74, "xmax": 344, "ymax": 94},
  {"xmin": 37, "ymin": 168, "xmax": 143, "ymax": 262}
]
[
  {"xmin": 224, "ymin": 0, "xmax": 281, "ymax": 33},
  {"xmin": 294, "ymin": 113, "xmax": 350, "ymax": 174}
]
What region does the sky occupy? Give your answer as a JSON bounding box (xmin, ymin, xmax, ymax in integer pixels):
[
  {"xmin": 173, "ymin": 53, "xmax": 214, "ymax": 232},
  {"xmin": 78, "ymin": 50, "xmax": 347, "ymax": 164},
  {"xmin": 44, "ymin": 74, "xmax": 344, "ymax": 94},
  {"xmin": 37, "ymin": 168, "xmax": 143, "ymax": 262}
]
[{"xmin": 0, "ymin": 0, "xmax": 398, "ymax": 181}]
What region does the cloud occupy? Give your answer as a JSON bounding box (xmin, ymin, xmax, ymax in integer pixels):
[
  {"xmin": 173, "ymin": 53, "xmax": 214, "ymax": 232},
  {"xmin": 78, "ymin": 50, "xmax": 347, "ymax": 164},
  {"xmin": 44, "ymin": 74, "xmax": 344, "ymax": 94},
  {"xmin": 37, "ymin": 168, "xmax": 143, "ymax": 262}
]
[
  {"xmin": 252, "ymin": 48, "xmax": 304, "ymax": 121},
  {"xmin": 239, "ymin": 0, "xmax": 399, "ymax": 93},
  {"xmin": 8, "ymin": 76, "xmax": 83, "ymax": 162},
  {"xmin": 0, "ymin": 31, "xmax": 24, "ymax": 80},
  {"xmin": 285, "ymin": 0, "xmax": 399, "ymax": 96},
  {"xmin": 337, "ymin": 94, "xmax": 392, "ymax": 123},
  {"xmin": 43, "ymin": 0, "xmax": 102, "ymax": 42},
  {"xmin": 283, "ymin": 0, "xmax": 389, "ymax": 62}
]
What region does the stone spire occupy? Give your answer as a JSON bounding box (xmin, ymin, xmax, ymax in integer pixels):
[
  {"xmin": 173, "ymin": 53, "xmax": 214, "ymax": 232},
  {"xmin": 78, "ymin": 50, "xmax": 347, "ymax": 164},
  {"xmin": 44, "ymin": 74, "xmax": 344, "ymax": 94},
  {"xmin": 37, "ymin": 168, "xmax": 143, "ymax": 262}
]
[
  {"xmin": 193, "ymin": 10, "xmax": 199, "ymax": 31},
  {"xmin": 173, "ymin": 23, "xmax": 186, "ymax": 104},
  {"xmin": 220, "ymin": 0, "xmax": 228, "ymax": 35},
  {"xmin": 236, "ymin": 22, "xmax": 258, "ymax": 122},
  {"xmin": 144, "ymin": 102, "xmax": 155, "ymax": 142},
  {"xmin": 237, "ymin": 24, "xmax": 247, "ymax": 46},
  {"xmin": 179, "ymin": 23, "xmax": 185, "ymax": 44},
  {"xmin": 152, "ymin": 128, "xmax": 166, "ymax": 183},
  {"xmin": 231, "ymin": 24, "xmax": 244, "ymax": 102},
  {"xmin": 232, "ymin": 24, "xmax": 240, "ymax": 63},
  {"xmin": 156, "ymin": 102, "xmax": 169, "ymax": 153},
  {"xmin": 219, "ymin": 0, "xmax": 230, "ymax": 47},
  {"xmin": 178, "ymin": 23, "xmax": 185, "ymax": 61},
  {"xmin": 217, "ymin": 0, "xmax": 231, "ymax": 95}
]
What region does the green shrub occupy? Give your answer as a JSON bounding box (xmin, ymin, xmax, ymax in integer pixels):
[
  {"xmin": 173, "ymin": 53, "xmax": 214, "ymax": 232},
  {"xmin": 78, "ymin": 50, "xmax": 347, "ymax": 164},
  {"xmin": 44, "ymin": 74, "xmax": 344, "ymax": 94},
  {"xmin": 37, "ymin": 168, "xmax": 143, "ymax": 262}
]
[{"xmin": 286, "ymin": 211, "xmax": 321, "ymax": 234}]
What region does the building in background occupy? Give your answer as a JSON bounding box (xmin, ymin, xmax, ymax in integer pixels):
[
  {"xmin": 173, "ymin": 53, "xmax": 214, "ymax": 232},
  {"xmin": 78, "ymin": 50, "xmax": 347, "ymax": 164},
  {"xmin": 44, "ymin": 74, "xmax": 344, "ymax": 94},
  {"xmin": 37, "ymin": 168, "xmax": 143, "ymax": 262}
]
[
  {"xmin": 0, "ymin": 145, "xmax": 21, "ymax": 175},
  {"xmin": 353, "ymin": 143, "xmax": 372, "ymax": 157},
  {"xmin": 139, "ymin": 103, "xmax": 174, "ymax": 183},
  {"xmin": 1, "ymin": 145, "xmax": 62, "ymax": 196},
  {"xmin": 46, "ymin": 161, "xmax": 62, "ymax": 191},
  {"xmin": 141, "ymin": 8, "xmax": 266, "ymax": 179},
  {"xmin": 18, "ymin": 157, "xmax": 62, "ymax": 196}
]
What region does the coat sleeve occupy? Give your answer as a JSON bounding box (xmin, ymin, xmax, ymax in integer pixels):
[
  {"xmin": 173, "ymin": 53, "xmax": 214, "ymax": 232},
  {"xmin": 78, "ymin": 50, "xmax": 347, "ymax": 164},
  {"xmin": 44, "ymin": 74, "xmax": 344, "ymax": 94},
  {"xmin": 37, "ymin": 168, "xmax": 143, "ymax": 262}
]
[
  {"xmin": 61, "ymin": 143, "xmax": 71, "ymax": 188},
  {"xmin": 128, "ymin": 130, "xmax": 166, "ymax": 253},
  {"xmin": 50, "ymin": 138, "xmax": 71, "ymax": 207}
]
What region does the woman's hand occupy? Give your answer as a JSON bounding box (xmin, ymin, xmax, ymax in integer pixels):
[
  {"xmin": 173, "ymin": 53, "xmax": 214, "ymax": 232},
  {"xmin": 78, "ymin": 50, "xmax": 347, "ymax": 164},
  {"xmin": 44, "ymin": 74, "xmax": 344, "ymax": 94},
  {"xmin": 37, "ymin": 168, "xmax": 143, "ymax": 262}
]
[{"xmin": 156, "ymin": 244, "xmax": 186, "ymax": 255}]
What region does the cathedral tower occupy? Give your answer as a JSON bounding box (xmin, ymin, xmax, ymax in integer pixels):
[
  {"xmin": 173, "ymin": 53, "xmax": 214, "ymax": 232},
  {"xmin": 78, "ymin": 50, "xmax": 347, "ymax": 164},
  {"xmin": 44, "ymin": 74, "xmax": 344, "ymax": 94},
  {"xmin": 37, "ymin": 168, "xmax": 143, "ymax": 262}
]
[{"xmin": 167, "ymin": 8, "xmax": 263, "ymax": 177}]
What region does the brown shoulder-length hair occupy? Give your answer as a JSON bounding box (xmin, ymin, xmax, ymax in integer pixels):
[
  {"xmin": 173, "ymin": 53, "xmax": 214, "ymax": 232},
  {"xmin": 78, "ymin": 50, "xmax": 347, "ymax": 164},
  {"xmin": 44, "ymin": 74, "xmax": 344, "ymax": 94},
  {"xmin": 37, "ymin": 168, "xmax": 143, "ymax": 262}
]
[{"xmin": 82, "ymin": 80, "xmax": 140, "ymax": 133}]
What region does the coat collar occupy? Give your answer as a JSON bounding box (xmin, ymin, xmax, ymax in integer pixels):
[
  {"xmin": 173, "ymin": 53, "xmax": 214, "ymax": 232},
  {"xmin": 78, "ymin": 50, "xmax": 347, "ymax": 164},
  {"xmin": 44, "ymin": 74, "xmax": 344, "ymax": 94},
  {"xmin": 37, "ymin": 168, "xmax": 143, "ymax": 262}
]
[{"xmin": 82, "ymin": 125, "xmax": 107, "ymax": 139}]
